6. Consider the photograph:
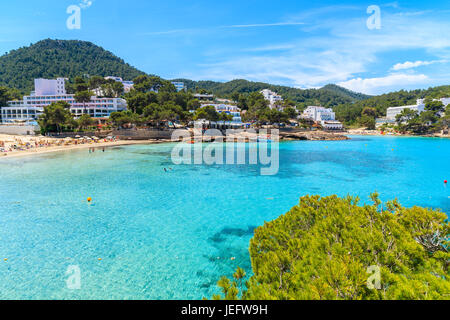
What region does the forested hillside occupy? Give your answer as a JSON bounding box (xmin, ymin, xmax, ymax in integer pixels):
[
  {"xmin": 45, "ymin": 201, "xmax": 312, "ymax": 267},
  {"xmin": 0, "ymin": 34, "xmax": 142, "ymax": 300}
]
[
  {"xmin": 334, "ymin": 85, "xmax": 450, "ymax": 126},
  {"xmin": 172, "ymin": 78, "xmax": 371, "ymax": 107},
  {"xmin": 0, "ymin": 39, "xmax": 145, "ymax": 92}
]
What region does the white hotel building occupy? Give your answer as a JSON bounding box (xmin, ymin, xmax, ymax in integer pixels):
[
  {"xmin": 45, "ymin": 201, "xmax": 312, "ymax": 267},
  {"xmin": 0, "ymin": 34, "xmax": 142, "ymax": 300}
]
[
  {"xmin": 260, "ymin": 89, "xmax": 283, "ymax": 109},
  {"xmin": 301, "ymin": 106, "xmax": 344, "ymax": 130},
  {"xmin": 1, "ymin": 78, "xmax": 127, "ymax": 124},
  {"xmin": 386, "ymin": 100, "xmax": 426, "ymax": 121},
  {"xmin": 385, "ymin": 98, "xmax": 450, "ymax": 122}
]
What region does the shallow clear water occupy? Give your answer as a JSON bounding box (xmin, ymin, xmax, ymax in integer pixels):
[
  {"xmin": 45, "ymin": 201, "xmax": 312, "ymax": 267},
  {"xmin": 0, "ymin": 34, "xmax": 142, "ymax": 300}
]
[{"xmin": 0, "ymin": 136, "xmax": 449, "ymax": 299}]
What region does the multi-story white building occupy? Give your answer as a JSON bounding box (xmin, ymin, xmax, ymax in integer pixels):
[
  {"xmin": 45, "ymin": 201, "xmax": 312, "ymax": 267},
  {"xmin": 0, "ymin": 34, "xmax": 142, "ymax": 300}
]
[
  {"xmin": 417, "ymin": 98, "xmax": 450, "ymax": 107},
  {"xmin": 200, "ymin": 104, "xmax": 242, "ymax": 122},
  {"xmin": 386, "ymin": 102, "xmax": 426, "ymax": 121},
  {"xmin": 34, "ymin": 78, "xmax": 67, "ymax": 96},
  {"xmin": 440, "ymin": 98, "xmax": 450, "ymax": 106},
  {"xmin": 302, "ymin": 106, "xmax": 336, "ymax": 122},
  {"xmin": 260, "ymin": 89, "xmax": 283, "ymax": 109},
  {"xmin": 382, "ymin": 98, "xmax": 449, "ymax": 124},
  {"xmin": 301, "ymin": 106, "xmax": 343, "ymax": 130},
  {"xmin": 1, "ymin": 78, "xmax": 127, "ymax": 124}
]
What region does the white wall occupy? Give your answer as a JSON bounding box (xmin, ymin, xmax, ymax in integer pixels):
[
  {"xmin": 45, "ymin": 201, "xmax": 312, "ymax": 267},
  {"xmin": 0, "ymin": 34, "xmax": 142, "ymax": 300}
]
[
  {"xmin": 386, "ymin": 105, "xmax": 425, "ymax": 121},
  {"xmin": 440, "ymin": 98, "xmax": 450, "ymax": 106},
  {"xmin": 34, "ymin": 78, "xmax": 66, "ymax": 96},
  {"xmin": 0, "ymin": 125, "xmax": 40, "ymax": 136}
]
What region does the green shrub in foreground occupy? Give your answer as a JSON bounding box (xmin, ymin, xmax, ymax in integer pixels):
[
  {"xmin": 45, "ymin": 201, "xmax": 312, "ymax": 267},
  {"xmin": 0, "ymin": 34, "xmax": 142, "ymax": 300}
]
[{"xmin": 214, "ymin": 194, "xmax": 449, "ymax": 300}]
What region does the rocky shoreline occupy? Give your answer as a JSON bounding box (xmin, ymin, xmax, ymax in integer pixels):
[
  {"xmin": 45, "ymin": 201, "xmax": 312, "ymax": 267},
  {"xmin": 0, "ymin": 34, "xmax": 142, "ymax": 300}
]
[
  {"xmin": 187, "ymin": 130, "xmax": 350, "ymax": 142},
  {"xmin": 279, "ymin": 131, "xmax": 349, "ymax": 141}
]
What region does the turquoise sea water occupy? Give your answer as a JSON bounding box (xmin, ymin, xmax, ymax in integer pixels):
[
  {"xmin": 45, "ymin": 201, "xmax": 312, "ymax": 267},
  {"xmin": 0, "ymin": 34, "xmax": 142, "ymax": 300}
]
[{"xmin": 0, "ymin": 136, "xmax": 449, "ymax": 299}]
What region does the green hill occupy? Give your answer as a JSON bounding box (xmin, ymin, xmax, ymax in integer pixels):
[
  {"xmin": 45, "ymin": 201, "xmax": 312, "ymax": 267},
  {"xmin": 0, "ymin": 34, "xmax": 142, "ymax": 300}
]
[
  {"xmin": 334, "ymin": 85, "xmax": 450, "ymax": 125},
  {"xmin": 172, "ymin": 78, "xmax": 371, "ymax": 107},
  {"xmin": 0, "ymin": 39, "xmax": 145, "ymax": 92},
  {"xmin": 321, "ymin": 84, "xmax": 371, "ymax": 101}
]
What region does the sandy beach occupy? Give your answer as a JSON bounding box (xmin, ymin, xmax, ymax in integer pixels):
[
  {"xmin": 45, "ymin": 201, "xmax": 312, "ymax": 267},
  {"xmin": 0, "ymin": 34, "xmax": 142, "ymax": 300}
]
[{"xmin": 0, "ymin": 134, "xmax": 172, "ymax": 159}]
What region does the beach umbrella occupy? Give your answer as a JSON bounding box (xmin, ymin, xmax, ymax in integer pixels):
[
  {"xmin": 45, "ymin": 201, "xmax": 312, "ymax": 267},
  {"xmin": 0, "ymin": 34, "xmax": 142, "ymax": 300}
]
[
  {"xmin": 92, "ymin": 136, "xmax": 99, "ymax": 140},
  {"xmin": 75, "ymin": 135, "xmax": 81, "ymax": 138}
]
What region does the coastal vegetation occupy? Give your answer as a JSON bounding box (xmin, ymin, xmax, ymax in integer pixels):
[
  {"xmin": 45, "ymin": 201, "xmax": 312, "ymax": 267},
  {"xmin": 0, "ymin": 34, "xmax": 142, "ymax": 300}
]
[
  {"xmin": 193, "ymin": 106, "xmax": 233, "ymax": 122},
  {"xmin": 392, "ymin": 99, "xmax": 450, "ymax": 135},
  {"xmin": 38, "ymin": 102, "xmax": 77, "ymax": 133},
  {"xmin": 111, "ymin": 75, "xmax": 193, "ymax": 127},
  {"xmin": 37, "ymin": 100, "xmax": 102, "ymax": 134},
  {"xmin": 334, "ymin": 86, "xmax": 450, "ymax": 129},
  {"xmin": 213, "ymin": 194, "xmax": 449, "ymax": 300},
  {"xmin": 0, "ymin": 86, "xmax": 21, "ymax": 106}
]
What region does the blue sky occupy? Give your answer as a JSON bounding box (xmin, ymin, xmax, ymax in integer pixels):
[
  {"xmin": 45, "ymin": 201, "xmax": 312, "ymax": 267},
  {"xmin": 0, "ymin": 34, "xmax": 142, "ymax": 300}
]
[{"xmin": 1, "ymin": 0, "xmax": 450, "ymax": 95}]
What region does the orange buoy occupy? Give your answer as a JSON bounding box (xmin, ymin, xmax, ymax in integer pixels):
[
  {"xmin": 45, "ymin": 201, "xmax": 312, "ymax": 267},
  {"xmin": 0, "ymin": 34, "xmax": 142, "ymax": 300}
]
[{"xmin": 87, "ymin": 197, "xmax": 92, "ymax": 202}]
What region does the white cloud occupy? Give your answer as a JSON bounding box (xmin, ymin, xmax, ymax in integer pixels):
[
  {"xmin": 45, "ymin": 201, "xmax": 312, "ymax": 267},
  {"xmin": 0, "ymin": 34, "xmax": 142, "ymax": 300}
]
[
  {"xmin": 383, "ymin": 2, "xmax": 399, "ymax": 9},
  {"xmin": 338, "ymin": 74, "xmax": 429, "ymax": 95},
  {"xmin": 391, "ymin": 60, "xmax": 447, "ymax": 70},
  {"xmin": 188, "ymin": 8, "xmax": 450, "ymax": 93},
  {"xmin": 79, "ymin": 0, "xmax": 93, "ymax": 9}
]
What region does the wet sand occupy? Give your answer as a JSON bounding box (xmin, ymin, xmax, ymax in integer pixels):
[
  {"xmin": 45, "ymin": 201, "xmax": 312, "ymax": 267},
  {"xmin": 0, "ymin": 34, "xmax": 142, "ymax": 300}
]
[{"xmin": 0, "ymin": 135, "xmax": 172, "ymax": 159}]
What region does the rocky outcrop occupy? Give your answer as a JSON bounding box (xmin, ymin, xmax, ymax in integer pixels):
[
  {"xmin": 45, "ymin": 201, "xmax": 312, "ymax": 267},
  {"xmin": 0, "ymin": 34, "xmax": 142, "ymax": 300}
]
[{"xmin": 279, "ymin": 131, "xmax": 349, "ymax": 141}]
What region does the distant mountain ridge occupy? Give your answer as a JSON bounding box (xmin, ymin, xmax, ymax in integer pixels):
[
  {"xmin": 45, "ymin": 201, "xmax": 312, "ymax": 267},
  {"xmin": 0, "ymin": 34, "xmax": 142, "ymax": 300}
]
[
  {"xmin": 321, "ymin": 84, "xmax": 371, "ymax": 101},
  {"xmin": 172, "ymin": 78, "xmax": 371, "ymax": 107}
]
